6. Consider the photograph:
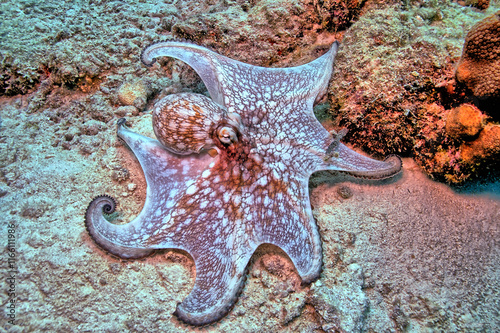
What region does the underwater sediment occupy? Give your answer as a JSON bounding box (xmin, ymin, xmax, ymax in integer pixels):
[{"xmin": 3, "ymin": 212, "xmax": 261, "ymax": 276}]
[{"xmin": 0, "ymin": 0, "xmax": 499, "ymax": 332}]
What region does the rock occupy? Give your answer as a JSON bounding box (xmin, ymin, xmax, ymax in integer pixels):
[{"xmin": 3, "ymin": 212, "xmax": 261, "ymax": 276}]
[
  {"xmin": 116, "ymin": 79, "xmax": 151, "ymax": 110},
  {"xmin": 328, "ymin": 2, "xmax": 500, "ymax": 184},
  {"xmin": 310, "ymin": 263, "xmax": 368, "ymax": 332},
  {"xmin": 115, "ymin": 105, "xmax": 139, "ymax": 117},
  {"xmin": 170, "ymin": 0, "xmax": 364, "ymax": 66},
  {"xmin": 337, "ymin": 185, "xmax": 353, "ymax": 199}
]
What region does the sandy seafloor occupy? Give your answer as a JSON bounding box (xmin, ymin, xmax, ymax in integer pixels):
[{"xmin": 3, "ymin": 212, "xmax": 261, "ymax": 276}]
[{"xmin": 1, "ymin": 0, "xmax": 499, "ymax": 332}]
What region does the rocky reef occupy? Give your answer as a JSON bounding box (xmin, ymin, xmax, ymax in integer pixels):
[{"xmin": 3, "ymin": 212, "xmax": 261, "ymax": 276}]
[
  {"xmin": 329, "ymin": 1, "xmax": 500, "ymax": 184},
  {"xmin": 0, "ymin": 0, "xmax": 365, "ymax": 99}
]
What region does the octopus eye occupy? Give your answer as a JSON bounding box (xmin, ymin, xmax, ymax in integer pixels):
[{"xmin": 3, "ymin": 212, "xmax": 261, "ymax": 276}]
[{"xmin": 218, "ymin": 126, "xmax": 238, "ymax": 145}]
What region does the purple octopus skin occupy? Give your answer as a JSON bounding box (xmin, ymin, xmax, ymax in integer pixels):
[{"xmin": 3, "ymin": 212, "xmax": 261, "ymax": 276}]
[{"xmin": 85, "ymin": 41, "xmax": 402, "ymax": 326}]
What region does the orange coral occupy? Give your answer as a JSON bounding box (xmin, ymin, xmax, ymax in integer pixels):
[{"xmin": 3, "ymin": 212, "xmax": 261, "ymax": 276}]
[
  {"xmin": 445, "ymin": 104, "xmax": 484, "ymax": 139},
  {"xmin": 478, "ymin": 0, "xmax": 490, "ymax": 9},
  {"xmin": 456, "ymin": 11, "xmax": 500, "ymax": 99}
]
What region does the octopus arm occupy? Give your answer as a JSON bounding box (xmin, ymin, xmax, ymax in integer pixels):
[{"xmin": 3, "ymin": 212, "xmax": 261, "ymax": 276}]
[
  {"xmin": 321, "ymin": 143, "xmax": 402, "ymax": 179},
  {"xmin": 274, "ymin": 41, "xmax": 339, "ymax": 105},
  {"xmin": 141, "ymin": 41, "xmax": 226, "ymax": 106},
  {"xmin": 174, "ymin": 247, "xmax": 252, "ymax": 326},
  {"xmin": 85, "ymin": 120, "xmax": 213, "ymax": 258},
  {"xmin": 254, "ymin": 177, "xmax": 322, "ymax": 283},
  {"xmin": 141, "ymin": 41, "xmax": 339, "ymax": 111},
  {"xmin": 85, "ymin": 195, "xmax": 155, "ymax": 259}
]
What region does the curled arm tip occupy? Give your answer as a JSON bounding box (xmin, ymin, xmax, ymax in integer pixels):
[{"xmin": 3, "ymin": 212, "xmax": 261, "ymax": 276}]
[{"xmin": 85, "ymin": 195, "xmax": 154, "ymax": 259}]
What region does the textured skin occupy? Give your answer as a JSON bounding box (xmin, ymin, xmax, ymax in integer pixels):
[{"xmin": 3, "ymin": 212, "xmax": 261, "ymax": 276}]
[
  {"xmin": 153, "ymin": 93, "xmax": 223, "ymax": 154},
  {"xmin": 86, "ymin": 41, "xmax": 402, "ymax": 326}
]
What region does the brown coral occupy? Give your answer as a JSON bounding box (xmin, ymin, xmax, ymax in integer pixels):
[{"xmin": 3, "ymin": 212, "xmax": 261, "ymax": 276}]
[
  {"xmin": 456, "ymin": 11, "xmax": 500, "ymax": 101},
  {"xmin": 445, "ymin": 104, "xmax": 484, "ymax": 139}
]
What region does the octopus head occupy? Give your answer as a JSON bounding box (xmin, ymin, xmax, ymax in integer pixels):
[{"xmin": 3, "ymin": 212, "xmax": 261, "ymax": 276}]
[{"xmin": 152, "ymin": 93, "xmax": 243, "ymax": 155}]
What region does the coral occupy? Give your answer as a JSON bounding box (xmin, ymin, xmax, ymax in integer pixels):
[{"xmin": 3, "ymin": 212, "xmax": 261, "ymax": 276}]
[
  {"xmin": 460, "ymin": 124, "xmax": 500, "ymax": 165},
  {"xmin": 478, "ymin": 0, "xmax": 490, "ymax": 9},
  {"xmin": 424, "ymin": 148, "xmax": 467, "ymax": 184},
  {"xmin": 328, "ymin": 1, "xmax": 500, "ymax": 183},
  {"xmin": 445, "ymin": 103, "xmax": 484, "ymax": 139},
  {"xmin": 456, "ymin": 11, "xmax": 500, "ymax": 103},
  {"xmin": 417, "ymin": 102, "xmax": 498, "ymax": 183}
]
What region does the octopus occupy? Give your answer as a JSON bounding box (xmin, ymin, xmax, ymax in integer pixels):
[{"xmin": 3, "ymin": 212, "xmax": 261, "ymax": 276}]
[{"xmin": 85, "ymin": 41, "xmax": 402, "ymax": 326}]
